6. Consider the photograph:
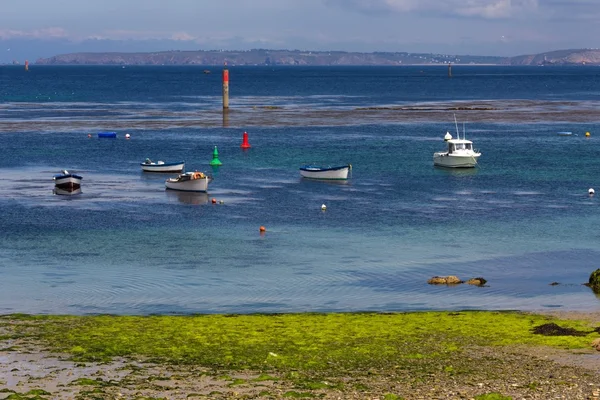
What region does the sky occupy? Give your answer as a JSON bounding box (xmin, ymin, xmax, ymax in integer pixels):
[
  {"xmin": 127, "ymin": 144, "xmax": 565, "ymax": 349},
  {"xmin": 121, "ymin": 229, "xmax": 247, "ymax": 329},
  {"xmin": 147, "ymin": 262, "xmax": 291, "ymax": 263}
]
[{"xmin": 1, "ymin": 0, "xmax": 599, "ymax": 63}]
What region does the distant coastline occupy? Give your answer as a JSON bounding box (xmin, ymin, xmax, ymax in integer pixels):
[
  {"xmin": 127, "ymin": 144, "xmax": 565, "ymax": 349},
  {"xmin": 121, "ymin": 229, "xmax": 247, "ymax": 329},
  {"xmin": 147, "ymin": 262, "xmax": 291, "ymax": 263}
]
[{"xmin": 30, "ymin": 48, "xmax": 600, "ymax": 67}]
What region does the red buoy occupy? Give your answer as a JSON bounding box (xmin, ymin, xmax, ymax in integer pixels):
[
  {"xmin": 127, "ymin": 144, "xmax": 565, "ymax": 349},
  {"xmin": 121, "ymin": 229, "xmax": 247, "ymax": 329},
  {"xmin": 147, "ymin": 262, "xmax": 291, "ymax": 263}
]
[{"xmin": 240, "ymin": 131, "xmax": 251, "ymax": 149}]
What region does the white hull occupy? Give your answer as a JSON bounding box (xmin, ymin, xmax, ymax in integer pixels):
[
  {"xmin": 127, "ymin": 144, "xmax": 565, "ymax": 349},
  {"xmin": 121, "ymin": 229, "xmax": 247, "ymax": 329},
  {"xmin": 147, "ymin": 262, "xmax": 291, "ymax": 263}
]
[
  {"xmin": 299, "ymin": 166, "xmax": 350, "ymax": 180},
  {"xmin": 141, "ymin": 161, "xmax": 184, "ymax": 173},
  {"xmin": 433, "ymin": 152, "xmax": 480, "ymax": 168},
  {"xmin": 165, "ymin": 172, "xmax": 210, "ymax": 192}
]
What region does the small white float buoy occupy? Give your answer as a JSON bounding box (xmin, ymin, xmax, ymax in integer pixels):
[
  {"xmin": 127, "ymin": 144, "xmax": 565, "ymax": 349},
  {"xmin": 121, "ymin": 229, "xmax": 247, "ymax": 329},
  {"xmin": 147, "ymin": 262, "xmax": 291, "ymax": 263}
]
[
  {"xmin": 321, "ymin": 204, "xmax": 327, "ymax": 211},
  {"xmin": 125, "ymin": 133, "xmax": 131, "ymax": 139},
  {"xmin": 444, "ymin": 131, "xmax": 452, "ymax": 141},
  {"xmin": 589, "ymin": 188, "xmax": 595, "ymax": 195}
]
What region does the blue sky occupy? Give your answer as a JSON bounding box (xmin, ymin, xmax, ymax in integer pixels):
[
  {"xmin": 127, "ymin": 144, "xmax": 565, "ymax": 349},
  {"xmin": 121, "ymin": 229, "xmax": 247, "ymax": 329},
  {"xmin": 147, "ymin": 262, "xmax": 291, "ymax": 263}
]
[{"xmin": 1, "ymin": 0, "xmax": 598, "ymax": 62}]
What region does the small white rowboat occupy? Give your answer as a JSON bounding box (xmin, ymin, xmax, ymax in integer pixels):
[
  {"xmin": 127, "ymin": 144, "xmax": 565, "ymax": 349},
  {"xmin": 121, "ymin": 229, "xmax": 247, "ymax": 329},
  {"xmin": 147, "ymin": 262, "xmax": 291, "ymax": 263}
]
[
  {"xmin": 141, "ymin": 159, "xmax": 185, "ymax": 173},
  {"xmin": 299, "ymin": 164, "xmax": 351, "ymax": 180}
]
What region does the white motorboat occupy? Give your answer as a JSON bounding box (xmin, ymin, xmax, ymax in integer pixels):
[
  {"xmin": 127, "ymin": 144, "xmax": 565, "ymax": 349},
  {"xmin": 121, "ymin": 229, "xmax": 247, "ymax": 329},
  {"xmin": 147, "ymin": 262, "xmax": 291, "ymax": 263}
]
[
  {"xmin": 141, "ymin": 159, "xmax": 185, "ymax": 173},
  {"xmin": 53, "ymin": 170, "xmax": 83, "ymax": 189},
  {"xmin": 165, "ymin": 171, "xmax": 212, "ymax": 192},
  {"xmin": 433, "ymin": 117, "xmax": 481, "ymax": 168},
  {"xmin": 299, "ymin": 164, "xmax": 351, "ymax": 180}
]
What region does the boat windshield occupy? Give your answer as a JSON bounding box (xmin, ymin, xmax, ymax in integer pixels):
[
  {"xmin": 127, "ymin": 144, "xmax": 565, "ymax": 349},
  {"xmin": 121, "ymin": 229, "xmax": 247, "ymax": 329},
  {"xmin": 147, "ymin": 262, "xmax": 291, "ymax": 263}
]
[{"xmin": 452, "ymin": 142, "xmax": 472, "ymax": 151}]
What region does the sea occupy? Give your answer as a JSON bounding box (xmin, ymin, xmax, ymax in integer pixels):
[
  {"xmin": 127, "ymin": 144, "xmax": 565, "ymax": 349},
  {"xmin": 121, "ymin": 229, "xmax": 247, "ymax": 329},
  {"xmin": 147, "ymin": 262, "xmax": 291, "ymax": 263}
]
[{"xmin": 1, "ymin": 64, "xmax": 600, "ymax": 315}]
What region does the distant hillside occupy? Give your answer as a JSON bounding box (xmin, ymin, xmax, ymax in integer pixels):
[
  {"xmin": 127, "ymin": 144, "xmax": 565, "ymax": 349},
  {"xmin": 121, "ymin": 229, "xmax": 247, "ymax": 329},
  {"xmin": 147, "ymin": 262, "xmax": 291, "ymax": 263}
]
[
  {"xmin": 34, "ymin": 49, "xmax": 502, "ymax": 66},
  {"xmin": 33, "ymin": 48, "xmax": 600, "ymax": 66},
  {"xmin": 500, "ymin": 48, "xmax": 600, "ymax": 65}
]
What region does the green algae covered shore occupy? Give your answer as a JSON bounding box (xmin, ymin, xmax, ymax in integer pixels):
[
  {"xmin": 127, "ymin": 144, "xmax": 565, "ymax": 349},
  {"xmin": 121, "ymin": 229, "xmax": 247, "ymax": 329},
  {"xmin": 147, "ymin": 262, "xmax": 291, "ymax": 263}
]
[{"xmin": 1, "ymin": 311, "xmax": 600, "ymax": 399}]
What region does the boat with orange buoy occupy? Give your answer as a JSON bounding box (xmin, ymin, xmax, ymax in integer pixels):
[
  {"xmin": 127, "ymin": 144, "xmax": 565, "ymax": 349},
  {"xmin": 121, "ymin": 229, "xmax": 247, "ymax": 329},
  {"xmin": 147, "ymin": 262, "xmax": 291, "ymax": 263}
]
[{"xmin": 165, "ymin": 171, "xmax": 212, "ymax": 192}]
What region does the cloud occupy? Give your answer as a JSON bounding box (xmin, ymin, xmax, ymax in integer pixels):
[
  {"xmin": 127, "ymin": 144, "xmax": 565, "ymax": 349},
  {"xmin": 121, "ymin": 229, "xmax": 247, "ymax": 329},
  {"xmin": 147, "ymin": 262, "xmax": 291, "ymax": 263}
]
[
  {"xmin": 538, "ymin": 0, "xmax": 600, "ymax": 20},
  {"xmin": 170, "ymin": 32, "xmax": 195, "ymax": 41},
  {"xmin": 0, "ymin": 27, "xmax": 68, "ymax": 40},
  {"xmin": 324, "ymin": 0, "xmax": 539, "ymax": 19},
  {"xmin": 88, "ymin": 30, "xmax": 171, "ymax": 41}
]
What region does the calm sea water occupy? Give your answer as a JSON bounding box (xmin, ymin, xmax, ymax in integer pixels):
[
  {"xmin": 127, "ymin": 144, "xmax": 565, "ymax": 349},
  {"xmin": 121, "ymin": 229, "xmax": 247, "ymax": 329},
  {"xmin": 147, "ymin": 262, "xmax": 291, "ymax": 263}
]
[{"xmin": 1, "ymin": 65, "xmax": 600, "ymax": 315}]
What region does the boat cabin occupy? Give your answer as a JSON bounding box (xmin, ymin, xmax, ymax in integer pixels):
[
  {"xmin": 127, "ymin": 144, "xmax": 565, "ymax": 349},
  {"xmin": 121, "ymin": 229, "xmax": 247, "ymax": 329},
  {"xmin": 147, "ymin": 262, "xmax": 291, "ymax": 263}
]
[{"xmin": 447, "ymin": 140, "xmax": 474, "ymax": 154}]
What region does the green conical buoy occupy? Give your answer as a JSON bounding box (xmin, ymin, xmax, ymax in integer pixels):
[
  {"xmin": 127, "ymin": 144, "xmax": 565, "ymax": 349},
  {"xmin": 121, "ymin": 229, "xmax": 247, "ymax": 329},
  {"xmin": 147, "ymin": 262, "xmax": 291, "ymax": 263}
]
[{"xmin": 209, "ymin": 145, "xmax": 222, "ymax": 166}]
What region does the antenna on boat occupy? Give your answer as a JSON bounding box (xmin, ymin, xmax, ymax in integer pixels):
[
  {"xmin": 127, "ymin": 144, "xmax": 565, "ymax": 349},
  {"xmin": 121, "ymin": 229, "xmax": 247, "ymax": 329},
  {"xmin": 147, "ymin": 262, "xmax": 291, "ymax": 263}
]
[
  {"xmin": 454, "ymin": 114, "xmax": 460, "ymax": 138},
  {"xmin": 463, "ymin": 122, "xmax": 466, "ymax": 140}
]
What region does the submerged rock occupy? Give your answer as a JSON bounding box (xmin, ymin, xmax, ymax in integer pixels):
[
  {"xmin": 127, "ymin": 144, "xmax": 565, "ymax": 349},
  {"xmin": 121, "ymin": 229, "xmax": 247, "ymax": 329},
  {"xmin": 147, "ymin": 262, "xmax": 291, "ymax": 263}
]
[
  {"xmin": 427, "ymin": 276, "xmax": 463, "ymax": 285},
  {"xmin": 466, "ymin": 277, "xmax": 487, "ymax": 286}
]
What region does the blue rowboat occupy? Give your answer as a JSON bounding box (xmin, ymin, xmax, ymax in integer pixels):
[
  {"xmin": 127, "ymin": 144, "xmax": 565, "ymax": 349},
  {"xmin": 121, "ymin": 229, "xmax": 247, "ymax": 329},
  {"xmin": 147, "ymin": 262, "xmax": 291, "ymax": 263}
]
[{"xmin": 98, "ymin": 132, "xmax": 117, "ymax": 138}]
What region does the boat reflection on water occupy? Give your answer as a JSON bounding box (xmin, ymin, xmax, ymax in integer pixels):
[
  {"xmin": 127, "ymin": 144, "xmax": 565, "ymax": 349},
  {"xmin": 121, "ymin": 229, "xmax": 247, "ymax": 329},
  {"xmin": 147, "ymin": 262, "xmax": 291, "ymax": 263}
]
[
  {"xmin": 300, "ymin": 178, "xmax": 350, "ymax": 186},
  {"xmin": 166, "ymin": 190, "xmax": 209, "ymax": 205},
  {"xmin": 53, "ymin": 187, "xmax": 82, "ymax": 196},
  {"xmin": 140, "ymin": 171, "xmax": 179, "ymax": 182},
  {"xmin": 434, "ymin": 166, "xmax": 479, "ymax": 177}
]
